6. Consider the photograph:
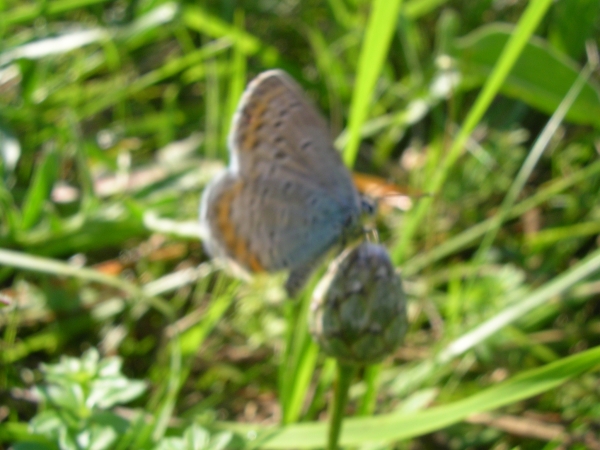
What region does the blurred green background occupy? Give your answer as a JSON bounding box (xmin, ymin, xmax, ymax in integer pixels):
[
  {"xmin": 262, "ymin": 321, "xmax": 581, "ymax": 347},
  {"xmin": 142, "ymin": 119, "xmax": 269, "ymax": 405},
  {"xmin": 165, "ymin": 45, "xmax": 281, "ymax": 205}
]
[{"xmin": 1, "ymin": 0, "xmax": 600, "ymax": 448}]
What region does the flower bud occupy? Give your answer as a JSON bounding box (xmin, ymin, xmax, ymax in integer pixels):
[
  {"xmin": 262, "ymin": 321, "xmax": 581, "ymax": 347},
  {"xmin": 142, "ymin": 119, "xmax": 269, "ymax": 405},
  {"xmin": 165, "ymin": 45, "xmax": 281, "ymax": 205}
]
[{"xmin": 309, "ymin": 243, "xmax": 407, "ymax": 365}]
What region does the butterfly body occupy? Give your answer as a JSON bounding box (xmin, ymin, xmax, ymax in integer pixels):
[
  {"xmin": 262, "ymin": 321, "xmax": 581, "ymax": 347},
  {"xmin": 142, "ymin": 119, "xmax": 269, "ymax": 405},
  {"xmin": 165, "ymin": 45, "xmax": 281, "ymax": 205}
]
[{"xmin": 200, "ymin": 70, "xmax": 363, "ymax": 294}]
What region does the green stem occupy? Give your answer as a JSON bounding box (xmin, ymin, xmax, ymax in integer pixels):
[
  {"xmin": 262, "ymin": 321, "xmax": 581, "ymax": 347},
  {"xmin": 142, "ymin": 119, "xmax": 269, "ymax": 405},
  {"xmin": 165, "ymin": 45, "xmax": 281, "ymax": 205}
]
[
  {"xmin": 328, "ymin": 362, "xmax": 358, "ymax": 450},
  {"xmin": 358, "ymin": 363, "xmax": 381, "ymax": 415}
]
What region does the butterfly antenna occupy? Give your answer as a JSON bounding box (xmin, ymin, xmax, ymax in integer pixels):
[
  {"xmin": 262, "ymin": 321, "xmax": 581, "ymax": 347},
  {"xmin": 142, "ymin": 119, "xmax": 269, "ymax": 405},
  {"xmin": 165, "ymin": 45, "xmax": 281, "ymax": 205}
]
[{"xmin": 363, "ymin": 226, "xmax": 380, "ymax": 244}]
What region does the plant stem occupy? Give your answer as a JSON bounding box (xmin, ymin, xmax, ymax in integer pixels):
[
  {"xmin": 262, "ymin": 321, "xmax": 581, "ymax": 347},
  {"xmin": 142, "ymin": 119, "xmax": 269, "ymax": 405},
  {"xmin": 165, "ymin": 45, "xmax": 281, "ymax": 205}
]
[
  {"xmin": 328, "ymin": 362, "xmax": 358, "ymax": 450},
  {"xmin": 358, "ymin": 363, "xmax": 381, "ymax": 415}
]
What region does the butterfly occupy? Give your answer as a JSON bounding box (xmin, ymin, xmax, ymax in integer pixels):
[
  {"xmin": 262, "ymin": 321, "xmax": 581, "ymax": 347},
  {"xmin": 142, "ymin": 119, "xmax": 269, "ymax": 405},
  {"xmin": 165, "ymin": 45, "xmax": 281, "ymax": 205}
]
[{"xmin": 199, "ymin": 70, "xmax": 368, "ymax": 295}]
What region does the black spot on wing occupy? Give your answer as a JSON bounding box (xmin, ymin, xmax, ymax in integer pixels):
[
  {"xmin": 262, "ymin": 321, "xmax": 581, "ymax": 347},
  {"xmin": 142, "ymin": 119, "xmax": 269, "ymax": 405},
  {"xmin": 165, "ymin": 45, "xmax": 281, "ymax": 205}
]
[{"xmin": 300, "ymin": 141, "xmax": 311, "ymax": 151}]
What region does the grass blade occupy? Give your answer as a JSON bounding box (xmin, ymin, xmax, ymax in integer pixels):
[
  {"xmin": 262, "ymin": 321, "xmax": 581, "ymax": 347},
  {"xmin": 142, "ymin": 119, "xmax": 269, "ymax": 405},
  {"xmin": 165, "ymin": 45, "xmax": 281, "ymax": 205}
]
[
  {"xmin": 20, "ymin": 148, "xmax": 58, "ymax": 230},
  {"xmin": 343, "ymin": 0, "xmax": 404, "ymax": 167},
  {"xmin": 222, "ymin": 345, "xmax": 600, "ymax": 448}
]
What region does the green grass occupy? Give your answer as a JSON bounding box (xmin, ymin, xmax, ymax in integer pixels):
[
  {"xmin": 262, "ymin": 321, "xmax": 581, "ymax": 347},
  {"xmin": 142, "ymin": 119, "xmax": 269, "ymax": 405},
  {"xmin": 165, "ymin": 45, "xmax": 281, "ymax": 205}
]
[{"xmin": 2, "ymin": 0, "xmax": 600, "ymax": 449}]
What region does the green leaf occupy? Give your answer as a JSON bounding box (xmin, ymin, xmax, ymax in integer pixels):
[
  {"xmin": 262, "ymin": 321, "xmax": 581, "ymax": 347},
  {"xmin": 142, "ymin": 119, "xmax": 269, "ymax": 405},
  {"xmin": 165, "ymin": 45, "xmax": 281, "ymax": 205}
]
[
  {"xmin": 35, "ymin": 384, "xmax": 86, "ymax": 415},
  {"xmin": 76, "ymin": 424, "xmax": 118, "ymax": 450},
  {"xmin": 90, "ymin": 378, "xmax": 147, "ymax": 409},
  {"xmin": 548, "ymin": 0, "xmax": 600, "ymax": 60},
  {"xmin": 207, "ymin": 432, "xmax": 234, "ymax": 450},
  {"xmin": 29, "ymin": 410, "xmax": 65, "ymax": 437},
  {"xmin": 454, "ymin": 24, "xmax": 600, "ymax": 127}
]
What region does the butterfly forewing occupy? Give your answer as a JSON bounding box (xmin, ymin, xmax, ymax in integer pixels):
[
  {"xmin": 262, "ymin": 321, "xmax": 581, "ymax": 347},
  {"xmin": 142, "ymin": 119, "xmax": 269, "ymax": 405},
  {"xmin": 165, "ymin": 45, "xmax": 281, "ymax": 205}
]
[{"xmin": 230, "ymin": 70, "xmax": 358, "ymax": 206}]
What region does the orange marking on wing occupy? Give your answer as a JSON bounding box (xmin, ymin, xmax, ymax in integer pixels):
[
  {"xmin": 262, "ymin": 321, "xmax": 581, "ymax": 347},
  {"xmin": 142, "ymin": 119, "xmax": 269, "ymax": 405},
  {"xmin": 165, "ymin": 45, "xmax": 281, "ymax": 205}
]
[
  {"xmin": 240, "ymin": 86, "xmax": 285, "ymax": 152},
  {"xmin": 215, "ymin": 181, "xmax": 265, "ymax": 272},
  {"xmin": 248, "ymin": 254, "xmax": 263, "ymax": 272},
  {"xmin": 216, "ymin": 181, "xmax": 240, "ymax": 250}
]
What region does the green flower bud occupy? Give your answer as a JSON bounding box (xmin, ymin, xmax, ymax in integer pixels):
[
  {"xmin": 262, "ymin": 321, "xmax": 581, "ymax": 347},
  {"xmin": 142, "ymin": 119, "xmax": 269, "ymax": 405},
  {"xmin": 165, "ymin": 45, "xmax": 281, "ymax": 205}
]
[{"xmin": 309, "ymin": 243, "xmax": 407, "ymax": 365}]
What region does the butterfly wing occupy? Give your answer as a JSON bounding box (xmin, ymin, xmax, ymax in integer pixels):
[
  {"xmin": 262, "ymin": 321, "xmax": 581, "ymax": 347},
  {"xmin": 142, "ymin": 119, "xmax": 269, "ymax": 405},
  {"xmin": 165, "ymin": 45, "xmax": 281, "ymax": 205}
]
[
  {"xmin": 200, "ymin": 168, "xmax": 357, "ymax": 272},
  {"xmin": 229, "ymin": 70, "xmax": 358, "ymax": 207},
  {"xmin": 200, "ymin": 70, "xmax": 361, "ymax": 280}
]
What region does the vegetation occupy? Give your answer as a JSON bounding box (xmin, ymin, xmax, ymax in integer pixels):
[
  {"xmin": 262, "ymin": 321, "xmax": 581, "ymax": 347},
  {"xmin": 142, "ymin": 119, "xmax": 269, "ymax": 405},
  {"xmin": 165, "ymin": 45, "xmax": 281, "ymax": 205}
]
[{"xmin": 1, "ymin": 0, "xmax": 600, "ymax": 448}]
